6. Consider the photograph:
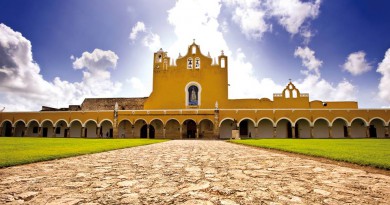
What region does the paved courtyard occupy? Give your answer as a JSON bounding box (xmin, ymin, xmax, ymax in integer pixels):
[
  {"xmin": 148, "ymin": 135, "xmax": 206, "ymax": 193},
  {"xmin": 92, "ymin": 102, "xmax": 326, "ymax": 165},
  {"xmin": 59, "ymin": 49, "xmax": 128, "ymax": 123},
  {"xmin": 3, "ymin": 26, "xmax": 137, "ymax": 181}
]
[{"xmin": 0, "ymin": 140, "xmax": 389, "ymax": 204}]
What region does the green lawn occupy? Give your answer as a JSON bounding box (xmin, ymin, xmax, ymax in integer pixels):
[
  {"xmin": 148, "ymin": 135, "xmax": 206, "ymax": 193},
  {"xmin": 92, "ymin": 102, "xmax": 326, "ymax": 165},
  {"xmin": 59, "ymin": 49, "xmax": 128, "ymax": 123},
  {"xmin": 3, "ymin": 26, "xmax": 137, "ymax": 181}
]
[
  {"xmin": 0, "ymin": 137, "xmax": 168, "ymax": 168},
  {"xmin": 230, "ymin": 139, "xmax": 390, "ymax": 169}
]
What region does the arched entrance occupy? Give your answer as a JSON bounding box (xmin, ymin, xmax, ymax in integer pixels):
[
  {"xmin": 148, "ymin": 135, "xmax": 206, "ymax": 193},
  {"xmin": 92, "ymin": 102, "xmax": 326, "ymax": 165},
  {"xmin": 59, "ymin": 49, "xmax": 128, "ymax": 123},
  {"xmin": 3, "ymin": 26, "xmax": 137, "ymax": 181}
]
[
  {"xmin": 118, "ymin": 120, "xmax": 132, "ymax": 138},
  {"xmin": 199, "ymin": 119, "xmax": 214, "ymax": 139},
  {"xmin": 140, "ymin": 124, "xmax": 155, "ymax": 138},
  {"xmin": 54, "ymin": 120, "xmax": 68, "ymax": 137},
  {"xmin": 70, "ymin": 120, "xmax": 82, "ymax": 138},
  {"xmin": 313, "ymin": 119, "xmax": 330, "ymax": 138},
  {"xmin": 14, "ymin": 121, "xmax": 26, "ymax": 137},
  {"xmin": 369, "ymin": 119, "xmax": 385, "ymax": 138},
  {"xmin": 332, "ymin": 118, "xmax": 348, "ymax": 138},
  {"xmin": 1, "ymin": 121, "xmax": 13, "ymax": 137},
  {"xmin": 41, "ymin": 120, "xmax": 54, "ymax": 137},
  {"xmin": 219, "ymin": 119, "xmax": 235, "ymax": 139},
  {"xmin": 150, "ymin": 119, "xmax": 164, "ymax": 138},
  {"xmin": 258, "ymin": 119, "xmax": 273, "ymax": 138},
  {"xmin": 295, "ymin": 119, "xmax": 310, "ymax": 138},
  {"xmin": 239, "ymin": 119, "xmax": 255, "ymax": 138},
  {"xmin": 85, "ymin": 120, "xmax": 98, "ymax": 138},
  {"xmin": 27, "ymin": 120, "xmax": 40, "ymax": 137},
  {"xmin": 165, "ymin": 119, "xmax": 180, "ymax": 139},
  {"xmin": 276, "ymin": 119, "xmax": 292, "ymax": 138},
  {"xmin": 183, "ymin": 119, "xmax": 196, "ymax": 138},
  {"xmin": 100, "ymin": 120, "xmax": 113, "ymax": 138},
  {"xmin": 134, "ymin": 119, "xmax": 147, "ymax": 138},
  {"xmin": 350, "ymin": 118, "xmax": 368, "ymax": 138}
]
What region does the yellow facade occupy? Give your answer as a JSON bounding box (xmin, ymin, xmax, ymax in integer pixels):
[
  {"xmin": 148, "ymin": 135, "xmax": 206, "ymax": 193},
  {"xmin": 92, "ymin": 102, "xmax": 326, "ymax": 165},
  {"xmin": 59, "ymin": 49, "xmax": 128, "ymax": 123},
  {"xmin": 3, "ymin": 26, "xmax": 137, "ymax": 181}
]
[{"xmin": 1, "ymin": 42, "xmax": 389, "ymax": 139}]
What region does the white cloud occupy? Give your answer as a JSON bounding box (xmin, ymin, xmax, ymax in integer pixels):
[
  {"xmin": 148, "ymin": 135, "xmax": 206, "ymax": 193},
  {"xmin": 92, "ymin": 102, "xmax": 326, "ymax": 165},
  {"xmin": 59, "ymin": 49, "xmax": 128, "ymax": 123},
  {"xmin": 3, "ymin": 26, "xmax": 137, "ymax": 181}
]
[
  {"xmin": 129, "ymin": 21, "xmax": 146, "ymax": 41},
  {"xmin": 294, "ymin": 46, "xmax": 357, "ymax": 101},
  {"xmin": 342, "ymin": 51, "xmax": 372, "ymax": 76},
  {"xmin": 294, "ymin": 46, "xmax": 322, "ymax": 75},
  {"xmin": 230, "ymin": 0, "xmax": 269, "ymax": 39},
  {"xmin": 129, "ymin": 21, "xmax": 161, "ymax": 51},
  {"xmin": 265, "ymin": 0, "xmax": 321, "ymax": 35},
  {"xmin": 223, "ymin": 0, "xmax": 321, "ymax": 41},
  {"xmin": 377, "ymin": 48, "xmax": 390, "ymax": 104},
  {"xmin": 126, "ymin": 77, "xmax": 151, "ymax": 97},
  {"xmin": 0, "ymin": 23, "xmax": 121, "ymax": 111}
]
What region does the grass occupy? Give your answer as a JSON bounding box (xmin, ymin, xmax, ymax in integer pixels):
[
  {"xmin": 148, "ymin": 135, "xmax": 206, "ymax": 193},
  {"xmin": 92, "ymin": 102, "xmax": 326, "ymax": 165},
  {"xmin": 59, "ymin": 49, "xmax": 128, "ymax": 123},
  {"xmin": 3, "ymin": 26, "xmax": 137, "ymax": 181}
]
[
  {"xmin": 229, "ymin": 139, "xmax": 390, "ymax": 170},
  {"xmin": 0, "ymin": 137, "xmax": 168, "ymax": 168}
]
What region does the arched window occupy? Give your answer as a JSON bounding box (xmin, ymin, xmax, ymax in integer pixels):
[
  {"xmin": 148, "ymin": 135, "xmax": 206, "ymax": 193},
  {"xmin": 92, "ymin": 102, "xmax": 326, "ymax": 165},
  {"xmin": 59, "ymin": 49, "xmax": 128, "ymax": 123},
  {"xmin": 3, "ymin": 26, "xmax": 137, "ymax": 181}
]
[
  {"xmin": 195, "ymin": 57, "xmax": 200, "ymax": 69},
  {"xmin": 292, "ymin": 89, "xmax": 297, "ymax": 98},
  {"xmin": 188, "ymin": 85, "xmax": 199, "ymax": 105},
  {"xmin": 187, "ymin": 58, "xmax": 193, "ymax": 69},
  {"xmin": 192, "ymin": 45, "xmax": 196, "ymax": 54}
]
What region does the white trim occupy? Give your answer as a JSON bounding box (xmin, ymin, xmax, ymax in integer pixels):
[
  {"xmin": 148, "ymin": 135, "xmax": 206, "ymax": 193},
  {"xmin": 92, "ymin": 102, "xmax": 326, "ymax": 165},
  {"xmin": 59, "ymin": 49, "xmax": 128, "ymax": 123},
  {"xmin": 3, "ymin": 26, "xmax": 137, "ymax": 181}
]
[
  {"xmin": 1, "ymin": 119, "xmax": 13, "ymax": 127},
  {"xmin": 54, "ymin": 119, "xmax": 69, "ymax": 128},
  {"xmin": 369, "ymin": 117, "xmax": 386, "ymax": 125},
  {"xmin": 257, "ymin": 118, "xmax": 274, "ymax": 127},
  {"xmin": 350, "ymin": 117, "xmax": 368, "ymax": 127},
  {"xmin": 118, "ymin": 119, "xmax": 132, "ymax": 126},
  {"xmin": 238, "ymin": 118, "xmax": 256, "ymax": 127},
  {"xmin": 185, "ymin": 81, "xmax": 202, "ymax": 107},
  {"xmin": 331, "ymin": 117, "xmax": 348, "ymax": 126},
  {"xmin": 83, "ymin": 119, "xmax": 98, "ymax": 127},
  {"xmin": 274, "ymin": 118, "xmax": 293, "ymax": 127},
  {"xmin": 294, "ymin": 117, "xmax": 311, "ymax": 127},
  {"xmin": 40, "ymin": 119, "xmax": 54, "ymax": 127},
  {"xmin": 219, "ymin": 118, "xmax": 235, "ymax": 127},
  {"xmin": 98, "ymin": 119, "xmax": 113, "ymax": 127},
  {"xmin": 69, "ymin": 119, "xmax": 83, "ymax": 127},
  {"xmin": 27, "ymin": 119, "xmax": 40, "ymax": 127},
  {"xmin": 313, "ymin": 117, "xmax": 331, "ymax": 127},
  {"xmin": 13, "ymin": 119, "xmax": 27, "ymax": 127}
]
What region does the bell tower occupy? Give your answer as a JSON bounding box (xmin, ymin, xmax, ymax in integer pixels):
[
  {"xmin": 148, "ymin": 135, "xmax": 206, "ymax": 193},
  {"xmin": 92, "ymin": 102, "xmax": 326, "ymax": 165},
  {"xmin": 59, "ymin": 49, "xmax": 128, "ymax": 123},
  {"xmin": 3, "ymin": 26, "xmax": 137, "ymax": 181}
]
[{"xmin": 154, "ymin": 48, "xmax": 170, "ymax": 71}]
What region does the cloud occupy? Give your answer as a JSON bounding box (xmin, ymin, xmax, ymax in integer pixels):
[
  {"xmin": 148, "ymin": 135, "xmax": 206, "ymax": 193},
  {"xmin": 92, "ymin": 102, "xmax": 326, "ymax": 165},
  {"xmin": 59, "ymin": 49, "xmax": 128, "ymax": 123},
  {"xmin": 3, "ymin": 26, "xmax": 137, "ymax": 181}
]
[
  {"xmin": 0, "ymin": 23, "xmax": 121, "ymax": 111},
  {"xmin": 223, "ymin": 0, "xmax": 321, "ymax": 41},
  {"xmin": 342, "ymin": 51, "xmax": 372, "ymax": 75},
  {"xmin": 129, "ymin": 21, "xmax": 146, "ymax": 41},
  {"xmin": 377, "ymin": 48, "xmax": 390, "ymax": 104},
  {"xmin": 294, "ymin": 46, "xmax": 357, "ymax": 101},
  {"xmin": 129, "ymin": 21, "xmax": 161, "ymax": 51},
  {"xmin": 265, "ymin": 0, "xmax": 321, "ymax": 35},
  {"xmin": 229, "ymin": 0, "xmax": 269, "ymax": 39},
  {"xmin": 294, "ymin": 46, "xmax": 322, "ymax": 75},
  {"xmin": 126, "ymin": 77, "xmax": 151, "ymax": 97}
]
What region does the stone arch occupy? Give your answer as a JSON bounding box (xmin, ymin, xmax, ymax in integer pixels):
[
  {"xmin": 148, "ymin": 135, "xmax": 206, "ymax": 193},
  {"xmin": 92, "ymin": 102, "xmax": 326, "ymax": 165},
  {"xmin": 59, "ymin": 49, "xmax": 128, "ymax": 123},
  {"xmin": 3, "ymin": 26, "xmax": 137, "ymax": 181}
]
[
  {"xmin": 39, "ymin": 119, "xmax": 53, "ymax": 127},
  {"xmin": 369, "ymin": 118, "xmax": 386, "ymax": 138},
  {"xmin": 84, "ymin": 120, "xmax": 98, "ymax": 138},
  {"xmin": 313, "ymin": 118, "xmax": 330, "ymax": 138},
  {"xmin": 150, "ymin": 119, "xmax": 164, "ymax": 138},
  {"xmin": 276, "ymin": 118, "xmax": 293, "ymax": 138},
  {"xmin": 350, "ymin": 118, "xmax": 368, "ymax": 138},
  {"xmin": 54, "ymin": 119, "xmax": 69, "ymax": 128},
  {"xmin": 41, "ymin": 120, "xmax": 54, "ymax": 137},
  {"xmin": 134, "ymin": 119, "xmax": 147, "ymax": 138},
  {"xmin": 54, "ymin": 119, "xmax": 68, "ymax": 137},
  {"xmin": 14, "ymin": 120, "xmax": 26, "ymax": 137},
  {"xmin": 219, "ymin": 118, "xmax": 235, "ymax": 127},
  {"xmin": 257, "ymin": 118, "xmax": 273, "ymax": 138},
  {"xmin": 183, "ymin": 119, "xmax": 197, "ymax": 138},
  {"xmin": 238, "ymin": 118, "xmax": 255, "ymax": 138},
  {"xmin": 331, "ymin": 118, "xmax": 348, "ymax": 138},
  {"xmin": 313, "ymin": 118, "xmax": 331, "ymax": 127},
  {"xmin": 118, "ymin": 119, "xmax": 132, "ymax": 138},
  {"xmin": 219, "ymin": 118, "xmax": 235, "ymax": 139},
  {"xmin": 350, "ymin": 117, "xmax": 368, "ymax": 127},
  {"xmin": 199, "ymin": 119, "xmax": 214, "ymax": 139},
  {"xmin": 13, "ymin": 119, "xmax": 26, "ymax": 127},
  {"xmin": 27, "ymin": 119, "xmax": 40, "ymax": 137},
  {"xmin": 69, "ymin": 120, "xmax": 83, "ymax": 138},
  {"xmin": 1, "ymin": 120, "xmax": 13, "ymax": 137},
  {"xmin": 165, "ymin": 119, "xmax": 180, "ymax": 139},
  {"xmin": 100, "ymin": 120, "xmax": 113, "ymax": 138},
  {"xmin": 295, "ymin": 118, "xmax": 311, "ymax": 138},
  {"xmin": 27, "ymin": 119, "xmax": 40, "ymax": 128}
]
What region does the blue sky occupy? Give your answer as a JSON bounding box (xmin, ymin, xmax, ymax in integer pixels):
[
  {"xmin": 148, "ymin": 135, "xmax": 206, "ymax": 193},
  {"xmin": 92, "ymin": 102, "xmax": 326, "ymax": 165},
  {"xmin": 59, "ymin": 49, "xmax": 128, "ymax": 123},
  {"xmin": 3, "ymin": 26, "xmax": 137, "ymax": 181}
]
[{"xmin": 1, "ymin": 0, "xmax": 390, "ymax": 111}]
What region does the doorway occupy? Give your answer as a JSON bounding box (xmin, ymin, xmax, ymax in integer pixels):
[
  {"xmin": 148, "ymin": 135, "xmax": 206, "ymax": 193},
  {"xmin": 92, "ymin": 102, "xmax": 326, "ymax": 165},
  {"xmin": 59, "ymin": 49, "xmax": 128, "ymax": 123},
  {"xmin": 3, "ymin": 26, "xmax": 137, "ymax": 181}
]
[{"xmin": 186, "ymin": 120, "xmax": 196, "ymax": 138}]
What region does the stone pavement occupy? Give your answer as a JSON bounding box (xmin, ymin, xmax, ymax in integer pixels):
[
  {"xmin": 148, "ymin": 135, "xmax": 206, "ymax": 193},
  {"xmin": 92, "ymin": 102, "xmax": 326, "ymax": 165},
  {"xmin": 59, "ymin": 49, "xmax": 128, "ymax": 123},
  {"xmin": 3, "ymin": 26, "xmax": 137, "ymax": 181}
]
[{"xmin": 0, "ymin": 140, "xmax": 389, "ymax": 205}]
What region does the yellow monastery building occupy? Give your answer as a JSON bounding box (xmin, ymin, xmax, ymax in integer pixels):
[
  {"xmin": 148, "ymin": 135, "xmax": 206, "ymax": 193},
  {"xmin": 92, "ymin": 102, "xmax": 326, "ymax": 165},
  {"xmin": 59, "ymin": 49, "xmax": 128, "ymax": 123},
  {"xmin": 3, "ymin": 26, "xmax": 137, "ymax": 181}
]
[{"xmin": 1, "ymin": 42, "xmax": 389, "ymax": 139}]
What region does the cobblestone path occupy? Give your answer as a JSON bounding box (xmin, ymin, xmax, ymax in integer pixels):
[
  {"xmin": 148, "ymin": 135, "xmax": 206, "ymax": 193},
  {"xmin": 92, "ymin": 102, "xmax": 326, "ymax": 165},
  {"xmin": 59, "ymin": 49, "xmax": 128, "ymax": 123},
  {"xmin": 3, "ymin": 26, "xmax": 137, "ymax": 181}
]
[{"xmin": 0, "ymin": 140, "xmax": 389, "ymax": 204}]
